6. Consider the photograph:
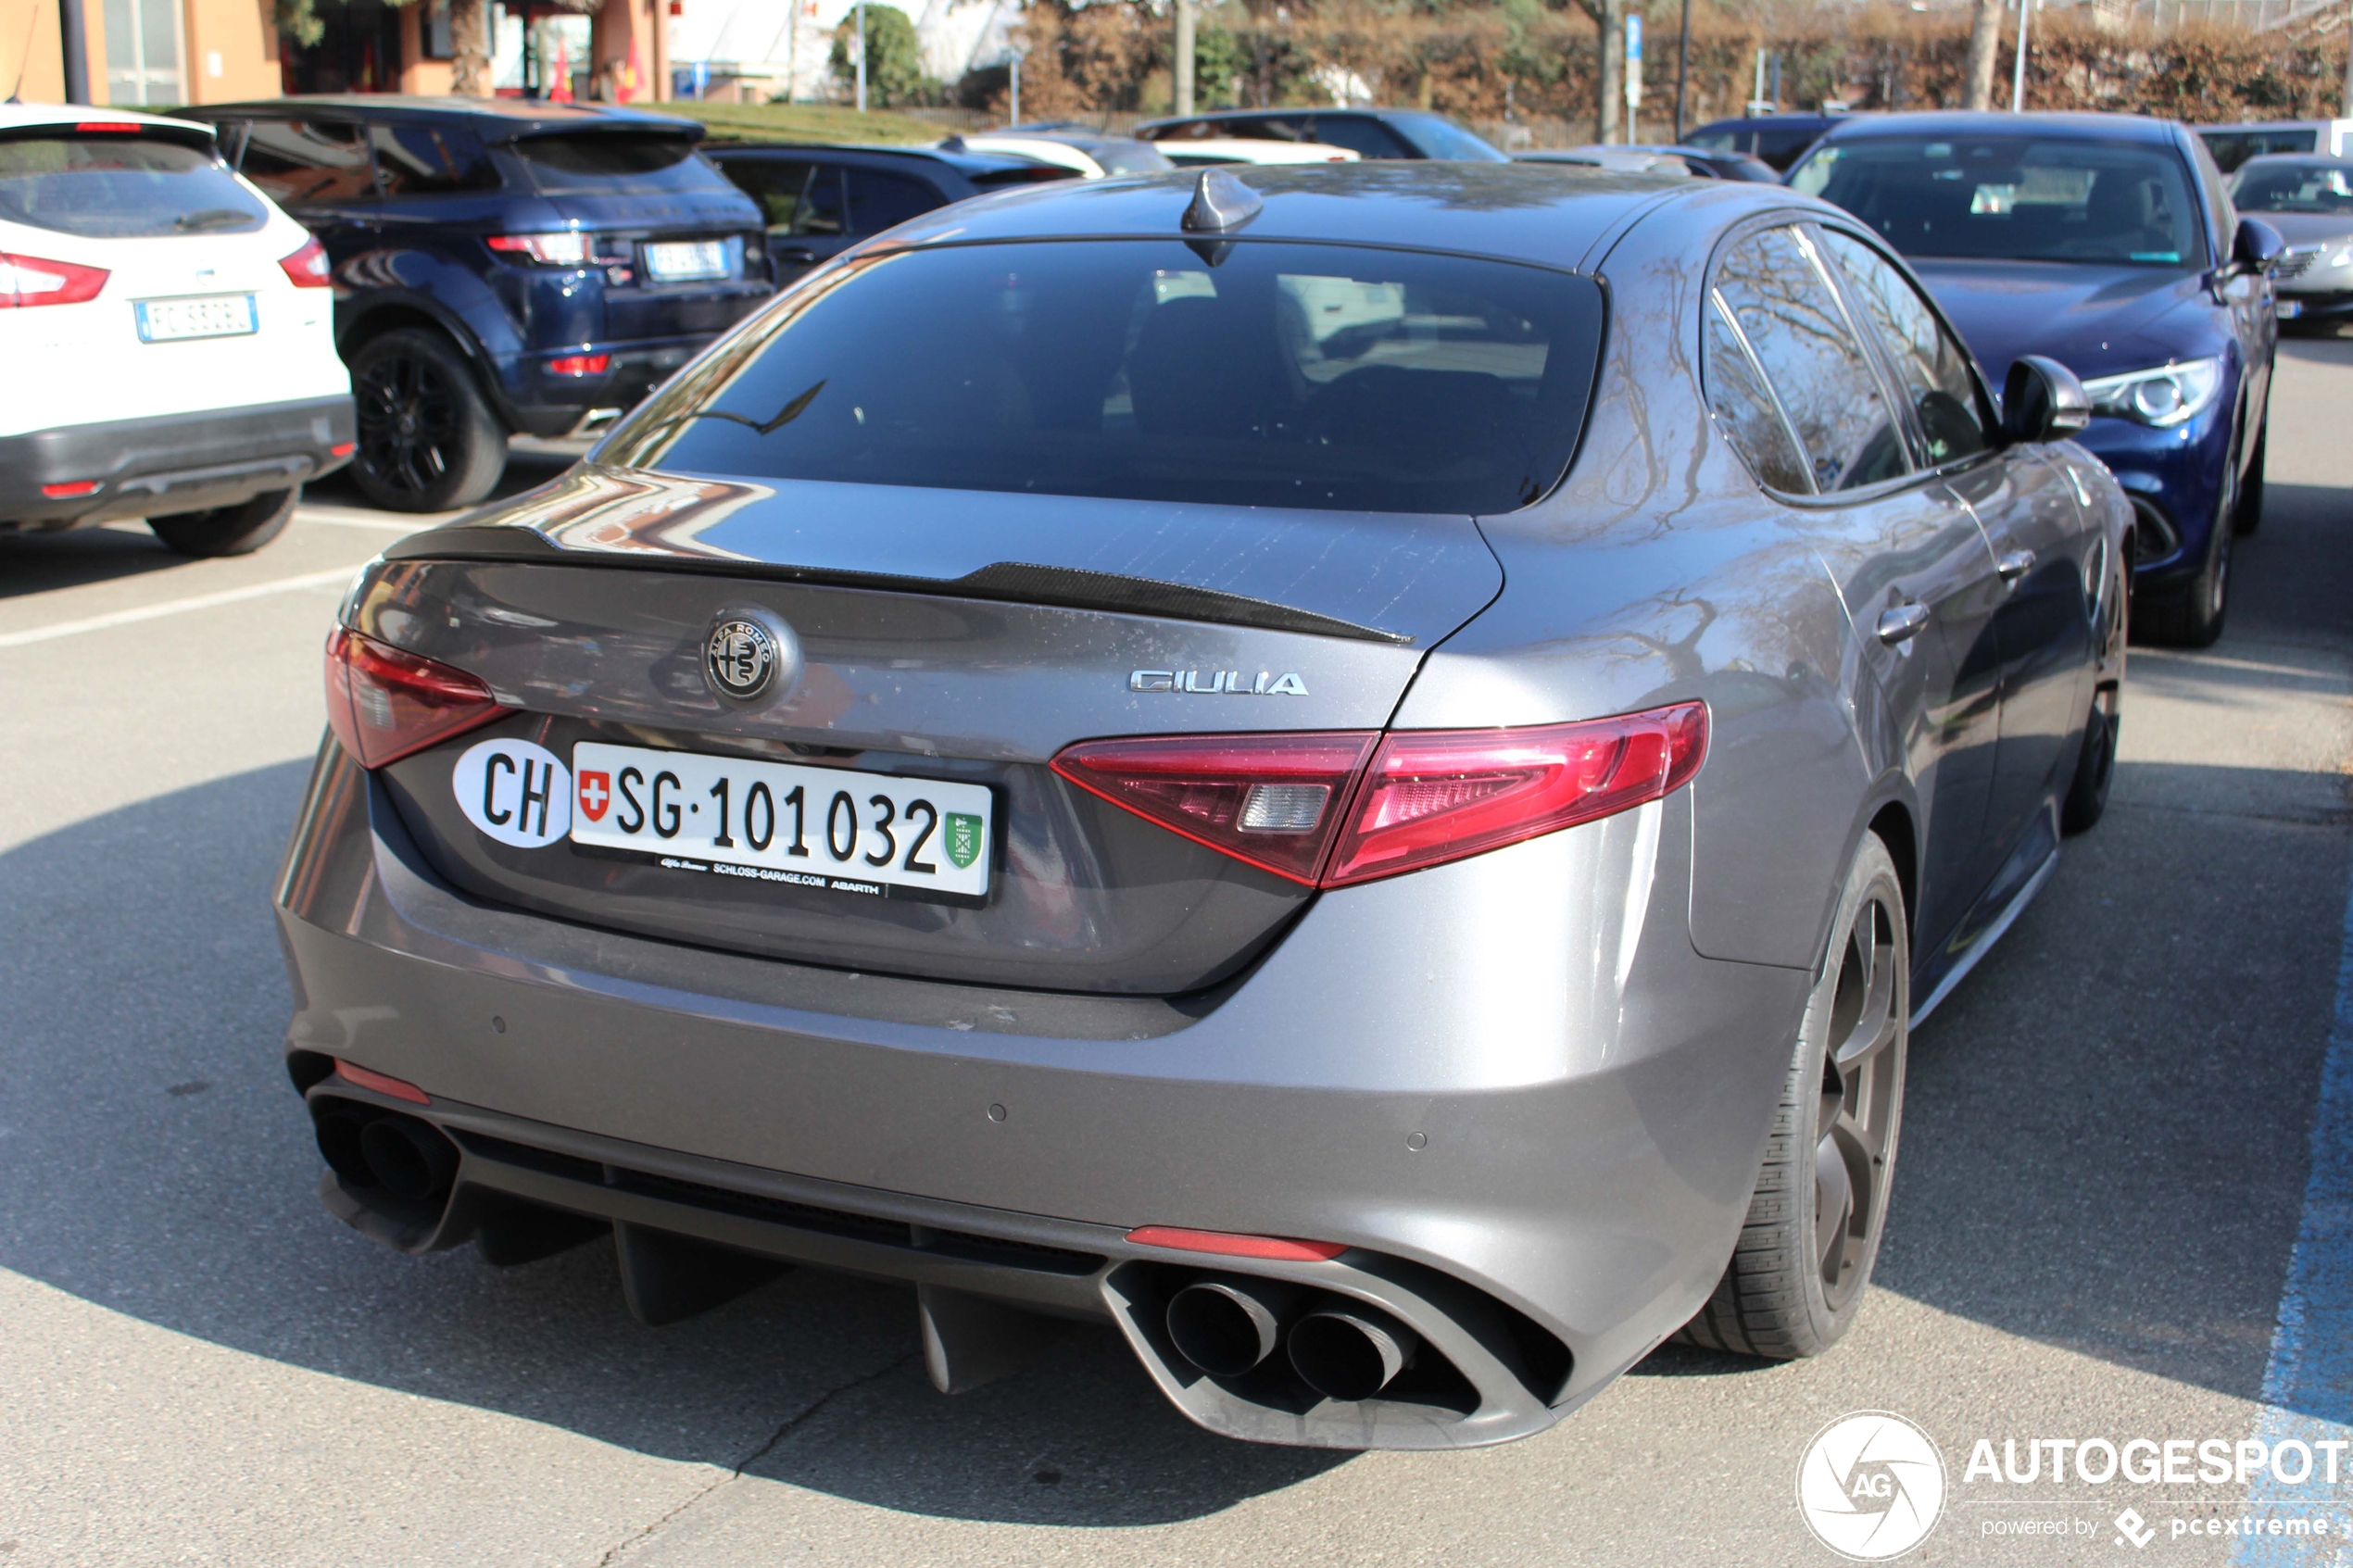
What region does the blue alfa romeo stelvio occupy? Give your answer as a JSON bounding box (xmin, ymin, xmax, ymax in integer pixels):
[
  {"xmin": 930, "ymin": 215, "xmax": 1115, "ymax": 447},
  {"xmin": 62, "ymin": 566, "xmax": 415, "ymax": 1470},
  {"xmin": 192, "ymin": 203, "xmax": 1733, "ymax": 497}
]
[{"xmin": 1793, "ymin": 112, "xmax": 2281, "ymax": 646}]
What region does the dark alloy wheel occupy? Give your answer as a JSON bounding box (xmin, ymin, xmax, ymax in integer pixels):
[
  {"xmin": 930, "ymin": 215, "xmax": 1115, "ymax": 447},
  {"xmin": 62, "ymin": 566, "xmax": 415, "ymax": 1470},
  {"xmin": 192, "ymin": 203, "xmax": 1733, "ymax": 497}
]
[
  {"xmin": 2060, "ymin": 689, "xmax": 2120, "ymax": 835},
  {"xmin": 1680, "ymin": 833, "xmax": 1908, "ymax": 1359},
  {"xmin": 349, "ymin": 328, "xmax": 508, "ymax": 513}
]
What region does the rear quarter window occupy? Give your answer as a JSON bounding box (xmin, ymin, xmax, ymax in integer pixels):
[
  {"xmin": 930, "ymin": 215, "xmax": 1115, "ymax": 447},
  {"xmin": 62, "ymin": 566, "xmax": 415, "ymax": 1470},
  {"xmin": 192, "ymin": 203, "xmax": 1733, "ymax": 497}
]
[
  {"xmin": 239, "ymin": 119, "xmax": 372, "ymax": 207},
  {"xmin": 0, "ymin": 129, "xmax": 267, "ymax": 237}
]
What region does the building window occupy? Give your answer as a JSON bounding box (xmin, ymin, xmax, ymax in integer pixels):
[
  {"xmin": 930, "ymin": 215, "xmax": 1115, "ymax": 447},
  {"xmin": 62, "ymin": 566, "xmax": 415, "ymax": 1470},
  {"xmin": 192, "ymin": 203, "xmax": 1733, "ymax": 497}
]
[
  {"xmin": 104, "ymin": 0, "xmax": 184, "ymax": 106},
  {"xmin": 423, "ymin": 0, "xmax": 454, "ymax": 61}
]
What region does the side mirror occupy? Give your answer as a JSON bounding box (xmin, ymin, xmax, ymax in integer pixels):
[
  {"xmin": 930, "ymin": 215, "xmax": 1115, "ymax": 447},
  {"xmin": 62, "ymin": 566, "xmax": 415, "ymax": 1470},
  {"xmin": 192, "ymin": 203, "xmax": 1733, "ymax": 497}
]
[
  {"xmin": 2002, "ymin": 355, "xmax": 2091, "ymax": 443},
  {"xmin": 2233, "ymin": 216, "xmax": 2285, "ymax": 275}
]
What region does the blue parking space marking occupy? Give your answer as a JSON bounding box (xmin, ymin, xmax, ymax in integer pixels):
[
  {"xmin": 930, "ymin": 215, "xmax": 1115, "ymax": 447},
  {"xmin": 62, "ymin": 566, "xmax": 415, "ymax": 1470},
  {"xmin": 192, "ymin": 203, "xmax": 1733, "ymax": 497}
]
[{"xmin": 2237, "ymin": 868, "xmax": 2353, "ymax": 1565}]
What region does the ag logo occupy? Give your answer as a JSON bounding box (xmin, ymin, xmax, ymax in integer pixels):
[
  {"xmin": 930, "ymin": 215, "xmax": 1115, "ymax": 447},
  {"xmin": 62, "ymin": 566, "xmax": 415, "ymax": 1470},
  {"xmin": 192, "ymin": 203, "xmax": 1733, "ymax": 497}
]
[
  {"xmin": 453, "ymin": 737, "xmax": 572, "ymax": 847},
  {"xmin": 704, "ymin": 609, "xmax": 801, "ymax": 706},
  {"xmin": 944, "ymin": 812, "xmax": 983, "ymax": 870},
  {"xmin": 1796, "ymin": 1411, "xmax": 1945, "ymax": 1561}
]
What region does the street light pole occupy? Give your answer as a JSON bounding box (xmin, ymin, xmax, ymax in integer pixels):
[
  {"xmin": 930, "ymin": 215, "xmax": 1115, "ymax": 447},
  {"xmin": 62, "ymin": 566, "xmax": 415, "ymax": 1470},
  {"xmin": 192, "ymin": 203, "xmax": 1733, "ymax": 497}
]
[
  {"xmin": 855, "ymin": 0, "xmax": 868, "ymax": 111},
  {"xmin": 1175, "ymin": 0, "xmax": 1195, "ymax": 115},
  {"xmin": 57, "ymin": 0, "xmax": 89, "ymax": 103},
  {"xmin": 2010, "ymin": 0, "xmax": 2031, "ymax": 111},
  {"xmin": 1673, "ymin": 0, "xmax": 1690, "ymax": 143}
]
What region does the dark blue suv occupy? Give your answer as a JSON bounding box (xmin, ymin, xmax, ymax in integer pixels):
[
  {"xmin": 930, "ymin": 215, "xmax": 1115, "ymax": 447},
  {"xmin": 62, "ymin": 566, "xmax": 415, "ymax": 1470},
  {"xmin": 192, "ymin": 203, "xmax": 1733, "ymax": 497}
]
[{"xmin": 187, "ymin": 97, "xmax": 773, "ymax": 511}]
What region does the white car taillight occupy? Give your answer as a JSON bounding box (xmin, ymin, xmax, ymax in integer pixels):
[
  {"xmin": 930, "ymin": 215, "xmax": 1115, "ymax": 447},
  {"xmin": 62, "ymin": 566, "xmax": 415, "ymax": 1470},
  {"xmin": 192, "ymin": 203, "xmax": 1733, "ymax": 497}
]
[{"xmin": 0, "ymin": 251, "xmax": 110, "ymax": 307}]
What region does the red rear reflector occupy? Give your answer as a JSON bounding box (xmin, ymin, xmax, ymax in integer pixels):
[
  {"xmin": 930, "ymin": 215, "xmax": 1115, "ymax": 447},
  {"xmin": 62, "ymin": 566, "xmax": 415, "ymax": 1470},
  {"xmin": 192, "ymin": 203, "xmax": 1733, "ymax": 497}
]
[
  {"xmin": 323, "ymin": 627, "xmax": 510, "ymax": 769},
  {"xmin": 1051, "ymin": 732, "xmax": 1378, "ymax": 884},
  {"xmin": 330, "ymin": 442, "xmax": 356, "ymax": 458},
  {"xmin": 1327, "ymin": 703, "xmax": 1708, "ymax": 886},
  {"xmin": 279, "ymin": 235, "xmax": 332, "ymax": 288},
  {"xmin": 41, "ymin": 480, "xmax": 102, "ymax": 498},
  {"xmin": 333, "ymin": 1059, "xmax": 430, "ymax": 1104},
  {"xmin": 0, "ymin": 250, "xmax": 109, "ymax": 307},
  {"xmin": 547, "ymin": 352, "xmax": 610, "ymax": 376},
  {"xmin": 1126, "ymin": 1226, "xmax": 1348, "ymax": 1262},
  {"xmin": 1051, "ymin": 702, "xmax": 1707, "ymax": 889}
]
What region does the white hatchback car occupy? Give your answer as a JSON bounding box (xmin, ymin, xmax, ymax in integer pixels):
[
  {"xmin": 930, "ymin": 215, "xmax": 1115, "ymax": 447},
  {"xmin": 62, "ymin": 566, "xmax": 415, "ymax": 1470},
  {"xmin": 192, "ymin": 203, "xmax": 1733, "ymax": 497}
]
[{"xmin": 0, "ymin": 103, "xmax": 353, "ymax": 556}]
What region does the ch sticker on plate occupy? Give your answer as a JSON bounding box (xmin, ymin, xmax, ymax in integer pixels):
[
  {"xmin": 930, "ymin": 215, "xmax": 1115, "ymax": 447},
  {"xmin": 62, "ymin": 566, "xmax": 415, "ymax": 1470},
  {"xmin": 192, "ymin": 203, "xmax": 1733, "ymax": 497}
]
[
  {"xmin": 568, "ymin": 740, "xmax": 994, "ymax": 904},
  {"xmin": 453, "ymin": 737, "xmax": 573, "ymax": 847}
]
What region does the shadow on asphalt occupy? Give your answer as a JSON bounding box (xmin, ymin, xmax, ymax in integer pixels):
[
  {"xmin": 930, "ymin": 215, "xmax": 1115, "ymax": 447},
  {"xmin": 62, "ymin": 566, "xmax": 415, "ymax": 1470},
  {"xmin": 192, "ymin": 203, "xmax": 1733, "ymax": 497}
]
[
  {"xmin": 0, "ymin": 445, "xmax": 577, "ymax": 604},
  {"xmin": 0, "ymin": 759, "xmax": 1347, "ymax": 1524}
]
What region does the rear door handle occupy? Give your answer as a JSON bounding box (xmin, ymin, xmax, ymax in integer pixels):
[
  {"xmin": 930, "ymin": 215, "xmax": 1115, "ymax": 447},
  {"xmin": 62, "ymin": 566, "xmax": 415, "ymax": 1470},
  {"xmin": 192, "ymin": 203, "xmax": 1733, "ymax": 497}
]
[
  {"xmin": 1877, "ymin": 603, "xmax": 1931, "ymax": 646},
  {"xmin": 1996, "ymin": 548, "xmax": 2036, "ymax": 583}
]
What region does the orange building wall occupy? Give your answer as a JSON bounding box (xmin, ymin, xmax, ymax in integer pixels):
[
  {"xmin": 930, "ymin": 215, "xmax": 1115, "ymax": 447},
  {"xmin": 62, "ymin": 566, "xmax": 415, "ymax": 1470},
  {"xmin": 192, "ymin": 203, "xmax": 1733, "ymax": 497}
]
[
  {"xmin": 182, "ymin": 0, "xmax": 282, "ymax": 102},
  {"xmin": 0, "ymin": 0, "xmax": 107, "ymax": 106},
  {"xmin": 396, "ymin": 3, "xmax": 451, "ymax": 94}
]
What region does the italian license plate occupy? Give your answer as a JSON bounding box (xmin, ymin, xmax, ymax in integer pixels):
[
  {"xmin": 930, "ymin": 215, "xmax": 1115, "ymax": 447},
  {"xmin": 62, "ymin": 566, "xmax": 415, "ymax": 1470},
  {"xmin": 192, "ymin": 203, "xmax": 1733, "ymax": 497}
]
[
  {"xmin": 570, "ymin": 741, "xmax": 993, "ymax": 903},
  {"xmin": 134, "ymin": 293, "xmax": 258, "ymax": 342},
  {"xmin": 643, "ymin": 240, "xmax": 729, "ymax": 282}
]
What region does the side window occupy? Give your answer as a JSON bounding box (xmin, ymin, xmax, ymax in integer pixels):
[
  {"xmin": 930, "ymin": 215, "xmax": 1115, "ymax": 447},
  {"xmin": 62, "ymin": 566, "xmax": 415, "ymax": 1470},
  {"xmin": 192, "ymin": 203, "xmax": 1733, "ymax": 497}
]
[
  {"xmin": 1704, "ymin": 299, "xmax": 1813, "ymax": 494},
  {"xmin": 798, "ymin": 166, "xmax": 847, "ymax": 236},
  {"xmin": 726, "ymin": 157, "xmax": 814, "ymax": 234},
  {"xmin": 1710, "ymin": 225, "xmax": 1910, "ymax": 493},
  {"xmin": 1304, "ymin": 116, "xmax": 1415, "ymax": 159},
  {"xmin": 238, "ymin": 119, "xmax": 372, "ymax": 207},
  {"xmin": 370, "ymin": 123, "xmax": 499, "ymax": 197},
  {"xmin": 2185, "ymin": 132, "xmax": 2235, "ymax": 250},
  {"xmin": 842, "ymin": 168, "xmax": 938, "ymax": 235},
  {"xmin": 1817, "ymin": 229, "xmax": 1990, "ymax": 467}
]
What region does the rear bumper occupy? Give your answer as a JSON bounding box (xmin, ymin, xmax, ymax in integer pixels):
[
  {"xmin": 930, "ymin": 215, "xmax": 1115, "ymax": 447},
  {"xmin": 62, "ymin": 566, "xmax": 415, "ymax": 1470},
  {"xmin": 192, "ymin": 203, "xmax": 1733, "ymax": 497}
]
[
  {"xmin": 0, "ymin": 395, "xmax": 355, "ymax": 532},
  {"xmin": 497, "ymin": 315, "xmax": 766, "ymax": 436},
  {"xmin": 275, "ymin": 739, "xmax": 1808, "ymax": 1449}
]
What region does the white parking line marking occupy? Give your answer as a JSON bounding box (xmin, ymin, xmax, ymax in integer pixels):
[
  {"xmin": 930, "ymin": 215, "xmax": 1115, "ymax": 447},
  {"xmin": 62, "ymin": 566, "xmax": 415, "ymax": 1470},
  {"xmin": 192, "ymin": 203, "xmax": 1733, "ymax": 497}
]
[
  {"xmin": 0, "ymin": 566, "xmax": 353, "ymax": 649},
  {"xmin": 300, "ymin": 513, "xmax": 430, "ymax": 533}
]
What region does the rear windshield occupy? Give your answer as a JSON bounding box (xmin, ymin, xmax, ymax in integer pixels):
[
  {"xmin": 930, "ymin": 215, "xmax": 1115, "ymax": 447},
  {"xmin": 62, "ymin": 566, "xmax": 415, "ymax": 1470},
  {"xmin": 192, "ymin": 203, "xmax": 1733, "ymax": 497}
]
[
  {"xmin": 512, "ymin": 132, "xmax": 738, "ymax": 195},
  {"xmin": 0, "ymin": 130, "xmax": 267, "ymax": 238},
  {"xmin": 606, "ymin": 238, "xmax": 1604, "ymax": 515},
  {"xmin": 1793, "ymin": 135, "xmax": 2208, "ymax": 268}
]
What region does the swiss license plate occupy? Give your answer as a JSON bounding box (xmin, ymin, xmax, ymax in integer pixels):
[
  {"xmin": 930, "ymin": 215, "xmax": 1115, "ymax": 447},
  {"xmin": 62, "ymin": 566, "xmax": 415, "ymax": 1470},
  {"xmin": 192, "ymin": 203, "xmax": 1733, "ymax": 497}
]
[
  {"xmin": 2277, "ymin": 298, "xmax": 2303, "ymax": 319},
  {"xmin": 134, "ymin": 293, "xmax": 258, "ymax": 342},
  {"xmin": 643, "ymin": 240, "xmax": 729, "ymax": 282},
  {"xmin": 570, "ymin": 741, "xmax": 993, "ymax": 902}
]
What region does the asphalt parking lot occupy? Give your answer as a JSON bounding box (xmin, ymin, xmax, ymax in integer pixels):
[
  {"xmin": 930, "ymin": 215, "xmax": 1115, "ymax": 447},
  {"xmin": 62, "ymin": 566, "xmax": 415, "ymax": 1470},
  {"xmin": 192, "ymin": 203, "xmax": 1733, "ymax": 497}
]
[{"xmin": 0, "ymin": 341, "xmax": 2347, "ymax": 1566}]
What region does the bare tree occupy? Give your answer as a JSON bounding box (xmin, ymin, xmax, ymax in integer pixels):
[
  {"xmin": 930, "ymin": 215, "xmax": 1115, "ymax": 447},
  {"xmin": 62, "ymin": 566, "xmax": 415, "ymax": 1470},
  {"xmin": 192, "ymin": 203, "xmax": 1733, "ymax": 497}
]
[
  {"xmin": 1962, "ymin": 0, "xmax": 2002, "ymax": 110},
  {"xmin": 1577, "ymin": 0, "xmax": 1625, "ymax": 142},
  {"xmin": 451, "ymin": 0, "xmax": 492, "ymax": 96}
]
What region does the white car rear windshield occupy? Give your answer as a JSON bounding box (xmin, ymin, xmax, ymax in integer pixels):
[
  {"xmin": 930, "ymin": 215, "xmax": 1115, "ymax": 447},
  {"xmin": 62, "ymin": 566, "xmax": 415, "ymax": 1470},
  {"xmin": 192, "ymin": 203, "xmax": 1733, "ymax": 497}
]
[
  {"xmin": 606, "ymin": 238, "xmax": 1605, "ymax": 516},
  {"xmin": 0, "ymin": 129, "xmax": 267, "ymax": 238}
]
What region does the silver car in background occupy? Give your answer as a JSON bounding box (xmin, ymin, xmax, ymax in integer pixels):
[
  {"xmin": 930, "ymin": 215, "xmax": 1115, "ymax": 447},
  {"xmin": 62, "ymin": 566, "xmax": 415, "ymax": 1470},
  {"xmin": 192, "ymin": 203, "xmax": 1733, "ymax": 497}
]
[
  {"xmin": 277, "ymin": 165, "xmax": 2127, "ymax": 1449},
  {"xmin": 2229, "ymin": 154, "xmax": 2353, "ymax": 327}
]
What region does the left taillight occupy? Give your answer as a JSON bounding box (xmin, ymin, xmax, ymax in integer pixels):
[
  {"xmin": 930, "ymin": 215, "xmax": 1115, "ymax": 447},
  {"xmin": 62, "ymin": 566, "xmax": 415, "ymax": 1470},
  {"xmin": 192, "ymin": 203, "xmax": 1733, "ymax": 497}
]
[
  {"xmin": 0, "ymin": 250, "xmax": 109, "ymax": 307},
  {"xmin": 323, "ymin": 627, "xmax": 510, "ymax": 769},
  {"xmin": 1049, "ymin": 702, "xmax": 1707, "ymax": 889},
  {"xmin": 279, "ymin": 235, "xmax": 331, "ymax": 289}
]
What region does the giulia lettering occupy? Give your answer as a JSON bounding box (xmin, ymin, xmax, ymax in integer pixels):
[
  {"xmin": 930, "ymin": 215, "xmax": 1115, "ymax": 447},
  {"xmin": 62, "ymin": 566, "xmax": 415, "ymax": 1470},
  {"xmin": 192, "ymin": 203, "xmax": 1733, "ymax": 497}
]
[{"xmin": 1128, "ymin": 669, "xmax": 1310, "ymax": 696}]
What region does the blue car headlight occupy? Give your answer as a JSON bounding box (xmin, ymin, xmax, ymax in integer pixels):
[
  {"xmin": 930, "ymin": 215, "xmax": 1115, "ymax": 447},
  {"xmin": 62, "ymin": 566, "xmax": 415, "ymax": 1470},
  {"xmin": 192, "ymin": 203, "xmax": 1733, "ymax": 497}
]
[{"xmin": 2079, "ymin": 358, "xmax": 2222, "ymax": 428}]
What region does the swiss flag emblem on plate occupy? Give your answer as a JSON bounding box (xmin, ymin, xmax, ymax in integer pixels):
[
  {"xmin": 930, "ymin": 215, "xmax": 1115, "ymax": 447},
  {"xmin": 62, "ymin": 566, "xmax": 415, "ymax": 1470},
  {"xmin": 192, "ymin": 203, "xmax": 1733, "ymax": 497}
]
[{"xmin": 577, "ymin": 770, "xmax": 611, "ymax": 822}]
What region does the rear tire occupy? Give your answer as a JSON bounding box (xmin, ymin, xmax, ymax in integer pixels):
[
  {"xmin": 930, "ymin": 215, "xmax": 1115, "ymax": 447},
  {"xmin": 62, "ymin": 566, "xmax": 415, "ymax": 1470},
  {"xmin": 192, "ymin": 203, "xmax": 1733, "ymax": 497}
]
[
  {"xmin": 349, "ymin": 327, "xmax": 508, "ymax": 513},
  {"xmin": 2059, "ymin": 690, "xmax": 2119, "ymax": 835},
  {"xmin": 1679, "ymin": 833, "xmax": 1908, "ymax": 1360},
  {"xmin": 147, "ymin": 485, "xmax": 296, "ymax": 558}
]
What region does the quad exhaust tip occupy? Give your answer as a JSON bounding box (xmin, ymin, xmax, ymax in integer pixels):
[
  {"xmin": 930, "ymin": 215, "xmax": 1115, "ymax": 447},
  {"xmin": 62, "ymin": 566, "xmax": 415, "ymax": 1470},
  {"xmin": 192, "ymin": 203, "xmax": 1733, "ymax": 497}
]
[
  {"xmin": 1164, "ymin": 1275, "xmax": 1421, "ymax": 1401},
  {"xmin": 1287, "ymin": 1306, "xmax": 1420, "ymax": 1402},
  {"xmin": 1165, "ymin": 1276, "xmax": 1299, "ymax": 1377}
]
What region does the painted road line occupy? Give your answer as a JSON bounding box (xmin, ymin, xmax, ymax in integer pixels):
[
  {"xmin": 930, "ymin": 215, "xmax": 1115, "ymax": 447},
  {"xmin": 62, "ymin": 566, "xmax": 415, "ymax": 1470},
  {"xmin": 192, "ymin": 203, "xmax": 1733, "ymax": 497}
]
[
  {"xmin": 2236, "ymin": 863, "xmax": 2353, "ymax": 1564},
  {"xmin": 0, "ymin": 566, "xmax": 354, "ymax": 649}
]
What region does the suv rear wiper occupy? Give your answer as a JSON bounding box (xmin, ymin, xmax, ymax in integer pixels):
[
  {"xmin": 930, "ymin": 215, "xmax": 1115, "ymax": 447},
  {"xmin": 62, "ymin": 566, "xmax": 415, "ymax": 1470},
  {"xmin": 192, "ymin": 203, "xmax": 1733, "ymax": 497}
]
[{"xmin": 172, "ymin": 207, "xmax": 258, "ymax": 232}]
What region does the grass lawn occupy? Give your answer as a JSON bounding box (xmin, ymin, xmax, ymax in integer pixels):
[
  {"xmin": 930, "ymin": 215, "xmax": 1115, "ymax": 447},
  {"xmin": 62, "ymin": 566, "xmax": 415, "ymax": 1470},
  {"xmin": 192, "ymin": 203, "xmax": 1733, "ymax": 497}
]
[{"xmin": 658, "ymin": 102, "xmax": 950, "ymax": 145}]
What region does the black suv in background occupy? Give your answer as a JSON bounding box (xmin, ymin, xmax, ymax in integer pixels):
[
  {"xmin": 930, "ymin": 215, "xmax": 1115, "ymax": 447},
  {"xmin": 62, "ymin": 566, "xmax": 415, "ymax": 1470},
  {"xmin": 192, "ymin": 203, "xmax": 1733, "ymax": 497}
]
[
  {"xmin": 1133, "ymin": 107, "xmax": 1507, "ymax": 161},
  {"xmin": 184, "ymin": 96, "xmax": 773, "ymax": 511},
  {"xmin": 705, "ymin": 144, "xmax": 1072, "ymax": 287}
]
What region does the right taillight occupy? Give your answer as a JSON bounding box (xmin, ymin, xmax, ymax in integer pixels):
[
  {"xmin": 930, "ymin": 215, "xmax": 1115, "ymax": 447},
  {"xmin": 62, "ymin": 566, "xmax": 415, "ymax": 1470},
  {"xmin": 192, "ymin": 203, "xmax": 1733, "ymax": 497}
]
[
  {"xmin": 323, "ymin": 627, "xmax": 510, "ymax": 769},
  {"xmin": 0, "ymin": 250, "xmax": 109, "ymax": 307},
  {"xmin": 279, "ymin": 235, "xmax": 331, "ymax": 288},
  {"xmin": 1049, "ymin": 702, "xmax": 1707, "ymax": 889},
  {"xmin": 1324, "ymin": 704, "xmax": 1707, "ymax": 885}
]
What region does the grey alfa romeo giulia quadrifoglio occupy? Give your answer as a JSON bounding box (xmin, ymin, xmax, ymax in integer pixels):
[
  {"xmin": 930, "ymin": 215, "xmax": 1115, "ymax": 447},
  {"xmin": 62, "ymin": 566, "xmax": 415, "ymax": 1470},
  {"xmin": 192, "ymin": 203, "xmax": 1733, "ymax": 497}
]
[{"xmin": 282, "ymin": 164, "xmax": 2127, "ymax": 1449}]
